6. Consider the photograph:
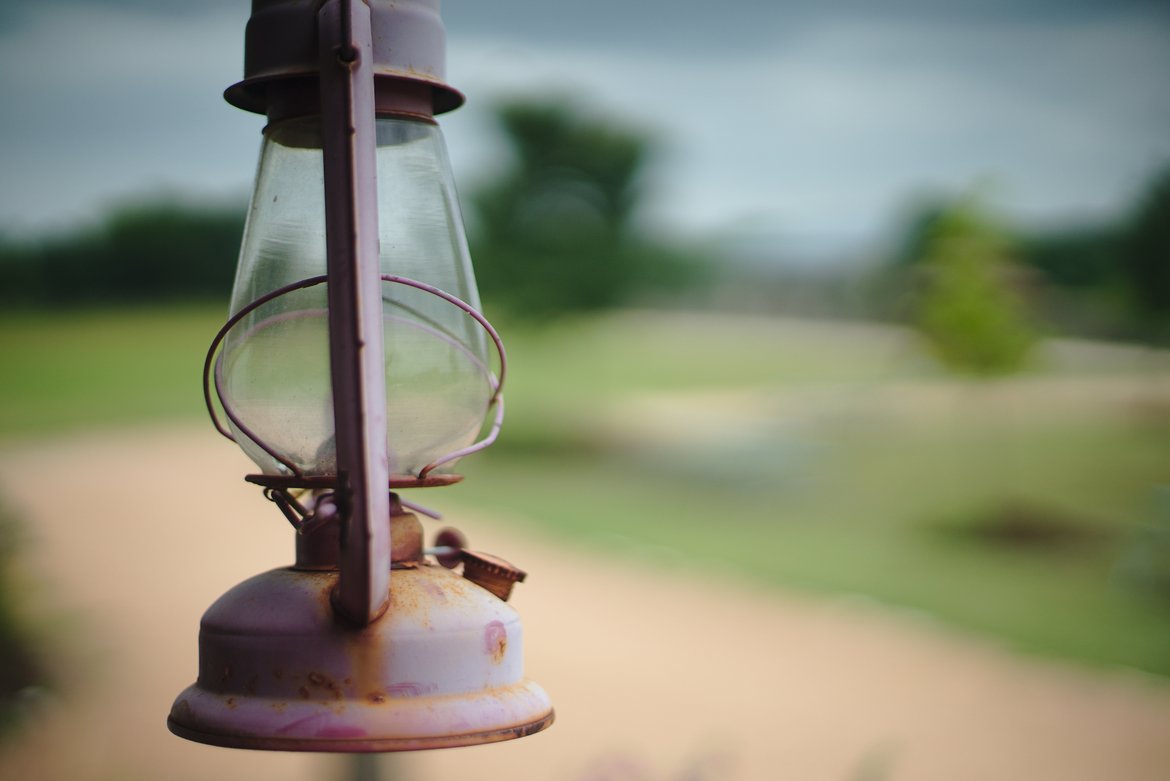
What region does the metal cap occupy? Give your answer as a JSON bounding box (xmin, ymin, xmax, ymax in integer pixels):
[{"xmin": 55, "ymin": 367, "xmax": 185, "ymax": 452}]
[
  {"xmin": 225, "ymin": 0, "xmax": 465, "ymax": 117},
  {"xmin": 462, "ymin": 551, "xmax": 527, "ymax": 602}
]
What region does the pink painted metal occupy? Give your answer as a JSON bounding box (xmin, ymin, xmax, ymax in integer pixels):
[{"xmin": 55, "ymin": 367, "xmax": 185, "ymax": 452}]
[
  {"xmin": 168, "ymin": 563, "xmax": 554, "ymax": 751},
  {"xmin": 317, "ymin": 0, "xmax": 390, "ymax": 626},
  {"xmin": 225, "ymin": 0, "xmax": 463, "ymax": 117}
]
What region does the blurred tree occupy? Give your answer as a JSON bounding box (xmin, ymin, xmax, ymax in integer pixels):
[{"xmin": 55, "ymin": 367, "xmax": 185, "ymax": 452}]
[
  {"xmin": 1012, "ymin": 225, "xmax": 1127, "ymax": 339},
  {"xmin": 0, "ymin": 236, "xmax": 42, "ymax": 304},
  {"xmin": 892, "ymin": 202, "xmax": 948, "ymax": 269},
  {"xmin": 911, "ymin": 199, "xmax": 1037, "ymax": 376},
  {"xmin": 0, "ymin": 505, "xmax": 49, "ymax": 740},
  {"xmin": 1017, "ymin": 227, "xmax": 1122, "ymax": 292},
  {"xmin": 892, "ymin": 168, "xmax": 1170, "ymax": 341},
  {"xmin": 1, "ymin": 199, "xmax": 244, "ymax": 308},
  {"xmin": 468, "ymin": 98, "xmax": 699, "ymax": 318},
  {"xmin": 95, "ymin": 203, "xmax": 244, "ymax": 302},
  {"xmin": 1119, "ymin": 167, "xmax": 1170, "ymax": 341}
]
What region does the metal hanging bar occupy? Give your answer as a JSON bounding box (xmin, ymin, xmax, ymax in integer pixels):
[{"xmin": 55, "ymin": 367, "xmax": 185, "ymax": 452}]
[{"xmin": 318, "ymin": 0, "xmax": 391, "ymax": 626}]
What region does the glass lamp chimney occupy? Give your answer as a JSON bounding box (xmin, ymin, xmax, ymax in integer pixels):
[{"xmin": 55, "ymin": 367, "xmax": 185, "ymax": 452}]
[{"xmin": 222, "ymin": 113, "xmax": 491, "ymax": 479}]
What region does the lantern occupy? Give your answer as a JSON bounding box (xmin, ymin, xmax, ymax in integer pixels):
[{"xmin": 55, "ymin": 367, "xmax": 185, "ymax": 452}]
[{"xmin": 167, "ymin": 0, "xmax": 554, "ymax": 751}]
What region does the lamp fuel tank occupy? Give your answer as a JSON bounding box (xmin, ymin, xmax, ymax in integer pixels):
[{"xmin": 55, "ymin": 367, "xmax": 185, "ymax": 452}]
[{"xmin": 168, "ymin": 513, "xmax": 553, "ymax": 751}]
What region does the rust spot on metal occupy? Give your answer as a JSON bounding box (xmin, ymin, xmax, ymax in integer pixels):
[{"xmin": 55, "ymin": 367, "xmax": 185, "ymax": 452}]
[
  {"xmin": 298, "ymin": 686, "xmax": 311, "ymax": 700},
  {"xmin": 226, "ymin": 697, "xmax": 236, "ymax": 709},
  {"xmin": 511, "ymin": 714, "xmax": 554, "ymax": 739},
  {"xmin": 387, "ymin": 570, "xmax": 437, "ymax": 628},
  {"xmin": 389, "ymin": 510, "xmax": 424, "ymax": 564},
  {"xmin": 306, "ymin": 671, "xmax": 344, "ymax": 700},
  {"xmin": 347, "ymin": 626, "xmax": 385, "ymax": 712},
  {"xmin": 420, "ymin": 578, "xmax": 448, "ymax": 602},
  {"xmin": 367, "ymin": 691, "xmax": 386, "ymax": 704},
  {"xmin": 318, "ymin": 581, "xmax": 336, "ymax": 612},
  {"xmin": 270, "ymin": 701, "xmax": 288, "ymax": 714},
  {"xmin": 246, "ymin": 674, "xmax": 259, "ymax": 695},
  {"xmin": 304, "ymin": 673, "xmax": 343, "ymax": 701},
  {"xmin": 484, "ymin": 620, "xmax": 507, "ymax": 664}
]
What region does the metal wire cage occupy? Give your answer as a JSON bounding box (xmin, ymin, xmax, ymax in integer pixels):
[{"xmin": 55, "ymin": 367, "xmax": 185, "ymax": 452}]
[{"xmin": 202, "ymin": 273, "xmax": 507, "ymax": 527}]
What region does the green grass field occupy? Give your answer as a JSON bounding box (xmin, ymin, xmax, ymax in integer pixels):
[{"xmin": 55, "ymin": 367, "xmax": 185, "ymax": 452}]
[
  {"xmin": 0, "ymin": 306, "xmax": 221, "ymax": 436},
  {"xmin": 3, "ymin": 306, "xmax": 1170, "ymax": 675}
]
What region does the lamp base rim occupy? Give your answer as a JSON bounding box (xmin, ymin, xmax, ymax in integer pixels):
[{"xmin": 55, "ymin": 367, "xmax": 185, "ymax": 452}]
[{"xmin": 167, "ymin": 708, "xmax": 554, "ymax": 753}]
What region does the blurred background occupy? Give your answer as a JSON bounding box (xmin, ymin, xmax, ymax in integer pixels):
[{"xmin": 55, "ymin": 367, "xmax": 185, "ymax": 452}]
[{"xmin": 2, "ymin": 0, "xmax": 1170, "ymax": 779}]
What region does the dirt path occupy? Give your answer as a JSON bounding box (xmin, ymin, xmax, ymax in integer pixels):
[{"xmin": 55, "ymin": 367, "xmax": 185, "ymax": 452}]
[{"xmin": 1, "ymin": 425, "xmax": 1169, "ymax": 780}]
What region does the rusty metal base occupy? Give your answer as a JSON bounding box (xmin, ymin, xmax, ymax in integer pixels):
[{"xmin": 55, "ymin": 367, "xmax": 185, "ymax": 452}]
[
  {"xmin": 168, "ymin": 692, "xmax": 554, "ymax": 753},
  {"xmin": 168, "ymin": 565, "xmax": 554, "ymax": 752}
]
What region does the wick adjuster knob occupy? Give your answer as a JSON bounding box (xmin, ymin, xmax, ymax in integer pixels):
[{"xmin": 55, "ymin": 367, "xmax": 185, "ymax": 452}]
[{"xmin": 461, "ymin": 551, "xmax": 527, "ymax": 601}]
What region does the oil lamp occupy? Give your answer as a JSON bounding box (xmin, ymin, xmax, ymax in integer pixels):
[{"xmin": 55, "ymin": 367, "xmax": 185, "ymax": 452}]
[{"xmin": 167, "ymin": 0, "xmax": 554, "ymax": 751}]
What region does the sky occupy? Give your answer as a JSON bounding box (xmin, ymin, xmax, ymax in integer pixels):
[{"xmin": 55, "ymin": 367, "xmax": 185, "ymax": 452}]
[{"xmin": 1, "ymin": 0, "xmax": 1168, "ymax": 257}]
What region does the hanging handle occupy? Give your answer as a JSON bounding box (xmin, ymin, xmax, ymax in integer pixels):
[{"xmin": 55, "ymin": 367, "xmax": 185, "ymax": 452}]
[
  {"xmin": 318, "ymin": 0, "xmax": 390, "ymax": 626},
  {"xmin": 201, "ymin": 274, "xmax": 509, "ymax": 481}
]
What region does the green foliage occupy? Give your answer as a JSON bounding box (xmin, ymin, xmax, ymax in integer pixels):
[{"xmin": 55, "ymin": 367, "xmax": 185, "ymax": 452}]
[
  {"xmin": 5, "ymin": 306, "xmax": 1170, "ymax": 675},
  {"xmin": 0, "ymin": 503, "xmax": 49, "ymax": 739},
  {"xmin": 1, "ymin": 199, "xmax": 244, "ymax": 308},
  {"xmin": 891, "ymin": 202, "xmax": 948, "ymax": 269},
  {"xmin": 449, "ymin": 357, "xmax": 1170, "ymax": 677},
  {"xmin": 911, "ymin": 200, "xmax": 1037, "ymax": 376},
  {"xmin": 893, "ymin": 163, "xmax": 1170, "ymax": 342},
  {"xmin": 1115, "ymin": 488, "xmax": 1170, "ymax": 601},
  {"xmin": 469, "ymin": 98, "xmax": 701, "ymax": 319},
  {"xmin": 1018, "ymin": 226, "xmax": 1123, "ymax": 291},
  {"xmin": 1120, "ymin": 167, "xmax": 1170, "ymax": 339}
]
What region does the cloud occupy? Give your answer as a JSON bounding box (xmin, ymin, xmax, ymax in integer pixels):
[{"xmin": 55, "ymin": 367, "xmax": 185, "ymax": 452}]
[
  {"xmin": 1, "ymin": 0, "xmax": 1167, "ymax": 246},
  {"xmin": 445, "ymin": 8, "xmax": 1170, "ymax": 240},
  {"xmin": 0, "ymin": 4, "xmax": 257, "ymax": 230}
]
